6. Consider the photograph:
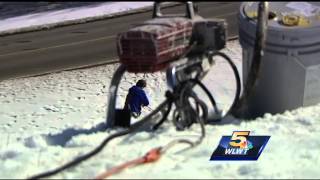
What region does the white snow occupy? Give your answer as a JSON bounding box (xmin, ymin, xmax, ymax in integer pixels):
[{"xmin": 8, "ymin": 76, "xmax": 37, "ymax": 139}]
[
  {"xmin": 0, "ymin": 2, "xmax": 154, "ymax": 35},
  {"xmin": 0, "ymin": 41, "xmax": 319, "ymax": 179}
]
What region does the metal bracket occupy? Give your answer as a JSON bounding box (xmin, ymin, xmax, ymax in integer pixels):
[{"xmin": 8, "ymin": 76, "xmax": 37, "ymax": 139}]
[{"xmin": 152, "ymin": 2, "xmax": 196, "ymax": 19}]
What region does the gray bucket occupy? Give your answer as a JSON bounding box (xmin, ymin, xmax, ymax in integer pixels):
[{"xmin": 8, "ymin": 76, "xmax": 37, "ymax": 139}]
[{"xmin": 239, "ymin": 2, "xmax": 320, "ymax": 118}]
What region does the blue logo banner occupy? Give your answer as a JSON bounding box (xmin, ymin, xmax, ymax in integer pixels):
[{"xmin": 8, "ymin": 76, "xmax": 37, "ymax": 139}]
[{"xmin": 210, "ymin": 131, "xmax": 270, "ymax": 161}]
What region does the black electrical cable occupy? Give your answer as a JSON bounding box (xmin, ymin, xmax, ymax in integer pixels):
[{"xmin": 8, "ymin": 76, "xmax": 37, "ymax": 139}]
[
  {"xmin": 179, "ymin": 86, "xmax": 206, "ymax": 145},
  {"xmin": 29, "ymin": 78, "xmax": 209, "ymax": 179},
  {"xmin": 171, "ymin": 78, "xmax": 210, "ymax": 130},
  {"xmin": 173, "ymin": 81, "xmax": 196, "ymax": 130},
  {"xmin": 175, "ymin": 82, "xmax": 202, "ymax": 129},
  {"xmin": 185, "ymin": 78, "xmax": 220, "ymax": 121},
  {"xmin": 209, "ymin": 51, "xmax": 242, "ymax": 119},
  {"xmin": 174, "ymin": 78, "xmax": 223, "ymax": 124},
  {"xmin": 177, "ymin": 81, "xmax": 197, "ymax": 129},
  {"xmin": 28, "ymin": 99, "xmax": 170, "ymax": 179},
  {"xmin": 173, "ymin": 50, "xmax": 242, "ymax": 123},
  {"xmin": 230, "ymin": 2, "xmax": 268, "ymax": 118},
  {"xmin": 189, "ymin": 91, "xmax": 208, "ymax": 123},
  {"xmin": 160, "ymin": 86, "xmax": 207, "ymax": 153},
  {"xmin": 191, "ymin": 93, "xmax": 207, "ymax": 143},
  {"xmin": 152, "ymin": 99, "xmax": 173, "ymax": 131},
  {"xmin": 29, "ymin": 73, "xmax": 217, "ymax": 179}
]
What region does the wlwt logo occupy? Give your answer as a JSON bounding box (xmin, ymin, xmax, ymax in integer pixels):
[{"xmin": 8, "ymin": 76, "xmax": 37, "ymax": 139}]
[{"xmin": 210, "ymin": 131, "xmax": 270, "ymax": 161}]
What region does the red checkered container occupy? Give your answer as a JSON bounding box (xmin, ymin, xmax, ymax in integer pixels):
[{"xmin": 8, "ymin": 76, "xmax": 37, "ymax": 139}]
[{"xmin": 117, "ymin": 17, "xmax": 193, "ymax": 73}]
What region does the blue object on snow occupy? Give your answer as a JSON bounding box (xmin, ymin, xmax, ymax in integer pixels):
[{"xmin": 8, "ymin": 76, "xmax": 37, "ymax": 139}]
[{"xmin": 126, "ymin": 85, "xmax": 149, "ymax": 114}]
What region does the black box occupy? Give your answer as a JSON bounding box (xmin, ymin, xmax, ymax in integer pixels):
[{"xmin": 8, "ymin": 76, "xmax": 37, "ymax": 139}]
[
  {"xmin": 114, "ymin": 109, "xmax": 131, "ymax": 128},
  {"xmin": 189, "ymin": 19, "xmax": 227, "ymax": 55}
]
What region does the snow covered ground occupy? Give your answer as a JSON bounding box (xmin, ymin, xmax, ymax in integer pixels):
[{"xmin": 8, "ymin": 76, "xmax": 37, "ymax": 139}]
[
  {"xmin": 0, "ymin": 2, "xmax": 154, "ymax": 35},
  {"xmin": 0, "ymin": 41, "xmax": 319, "ymax": 179}
]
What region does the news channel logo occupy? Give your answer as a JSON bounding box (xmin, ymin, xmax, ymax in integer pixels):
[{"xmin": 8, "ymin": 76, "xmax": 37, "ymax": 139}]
[{"xmin": 210, "ymin": 131, "xmax": 270, "ymax": 161}]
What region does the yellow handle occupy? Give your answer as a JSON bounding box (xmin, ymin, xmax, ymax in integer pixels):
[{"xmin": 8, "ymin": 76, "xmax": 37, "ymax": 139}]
[
  {"xmin": 246, "ymin": 11, "xmax": 258, "ymax": 19},
  {"xmin": 282, "ymin": 14, "xmax": 310, "ymax": 27}
]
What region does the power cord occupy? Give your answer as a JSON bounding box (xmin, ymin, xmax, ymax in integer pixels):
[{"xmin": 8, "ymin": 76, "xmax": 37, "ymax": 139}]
[
  {"xmin": 208, "ymin": 51, "xmax": 241, "ymax": 120},
  {"xmin": 28, "ymin": 99, "xmax": 170, "ymax": 179},
  {"xmin": 230, "ymin": 2, "xmax": 268, "ymax": 118},
  {"xmin": 28, "ymin": 77, "xmax": 209, "ymax": 179}
]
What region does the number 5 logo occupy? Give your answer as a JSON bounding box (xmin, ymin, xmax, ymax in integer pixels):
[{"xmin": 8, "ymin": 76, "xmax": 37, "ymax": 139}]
[{"xmin": 229, "ymin": 131, "xmax": 250, "ymax": 147}]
